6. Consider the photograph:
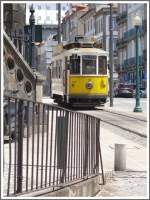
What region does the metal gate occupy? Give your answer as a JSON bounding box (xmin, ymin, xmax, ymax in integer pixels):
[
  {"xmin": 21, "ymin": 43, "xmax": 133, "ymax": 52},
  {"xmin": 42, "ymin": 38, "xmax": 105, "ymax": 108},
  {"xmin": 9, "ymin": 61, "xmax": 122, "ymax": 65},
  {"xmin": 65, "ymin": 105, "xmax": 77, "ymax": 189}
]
[{"xmin": 3, "ymin": 95, "xmax": 104, "ymax": 197}]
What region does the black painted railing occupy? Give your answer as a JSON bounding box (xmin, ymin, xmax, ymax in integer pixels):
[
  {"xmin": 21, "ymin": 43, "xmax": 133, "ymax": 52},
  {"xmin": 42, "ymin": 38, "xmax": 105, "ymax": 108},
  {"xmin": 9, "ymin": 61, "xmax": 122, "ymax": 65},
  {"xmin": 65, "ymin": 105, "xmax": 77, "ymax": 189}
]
[{"xmin": 3, "ymin": 95, "xmax": 104, "ymax": 197}]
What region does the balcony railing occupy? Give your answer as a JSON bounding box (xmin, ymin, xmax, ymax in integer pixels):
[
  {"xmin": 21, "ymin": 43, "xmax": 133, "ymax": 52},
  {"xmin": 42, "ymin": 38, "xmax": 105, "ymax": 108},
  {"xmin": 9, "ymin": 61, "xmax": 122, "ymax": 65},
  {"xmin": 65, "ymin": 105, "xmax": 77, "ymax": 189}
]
[
  {"xmin": 116, "ymin": 38, "xmax": 127, "ymax": 48},
  {"xmin": 117, "ymin": 19, "xmax": 147, "ymax": 49},
  {"xmin": 116, "ymin": 11, "xmax": 127, "ymax": 24},
  {"xmin": 123, "ymin": 55, "xmax": 145, "ymax": 69},
  {"xmin": 123, "ymin": 19, "xmax": 147, "ymax": 42}
]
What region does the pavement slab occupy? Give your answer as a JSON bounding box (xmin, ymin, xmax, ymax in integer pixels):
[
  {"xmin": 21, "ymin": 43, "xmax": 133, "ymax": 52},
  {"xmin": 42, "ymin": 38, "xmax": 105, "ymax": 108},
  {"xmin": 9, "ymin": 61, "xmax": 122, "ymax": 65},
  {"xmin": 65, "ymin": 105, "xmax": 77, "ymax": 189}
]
[{"xmin": 96, "ymin": 171, "xmax": 147, "ymax": 197}]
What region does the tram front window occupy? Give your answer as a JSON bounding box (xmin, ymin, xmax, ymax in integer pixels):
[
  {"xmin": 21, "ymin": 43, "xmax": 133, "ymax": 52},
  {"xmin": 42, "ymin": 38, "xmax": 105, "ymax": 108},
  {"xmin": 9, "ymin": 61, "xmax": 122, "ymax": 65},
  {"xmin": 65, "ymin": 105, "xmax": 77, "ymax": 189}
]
[
  {"xmin": 98, "ymin": 56, "xmax": 107, "ymax": 74},
  {"xmin": 70, "ymin": 54, "xmax": 80, "ymax": 74},
  {"xmin": 82, "ymin": 55, "xmax": 96, "ymax": 74}
]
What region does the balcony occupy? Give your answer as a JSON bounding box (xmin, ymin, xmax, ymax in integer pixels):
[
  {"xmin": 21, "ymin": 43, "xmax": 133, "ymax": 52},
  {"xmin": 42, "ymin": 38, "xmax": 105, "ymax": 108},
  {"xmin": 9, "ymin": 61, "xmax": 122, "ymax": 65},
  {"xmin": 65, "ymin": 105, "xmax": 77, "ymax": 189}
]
[
  {"xmin": 123, "ymin": 21, "xmax": 146, "ymax": 42},
  {"xmin": 123, "ymin": 55, "xmax": 145, "ymax": 69},
  {"xmin": 116, "ymin": 11, "xmax": 127, "ymax": 25},
  {"xmin": 140, "ymin": 19, "xmax": 147, "ymax": 35},
  {"xmin": 116, "ymin": 38, "xmax": 127, "ymax": 49}
]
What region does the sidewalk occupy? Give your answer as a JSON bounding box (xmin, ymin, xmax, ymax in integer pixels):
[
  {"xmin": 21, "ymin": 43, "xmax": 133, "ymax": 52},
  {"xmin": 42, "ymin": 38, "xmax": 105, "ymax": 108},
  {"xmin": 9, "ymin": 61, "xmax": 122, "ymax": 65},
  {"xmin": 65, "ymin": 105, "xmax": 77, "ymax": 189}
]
[
  {"xmin": 96, "ymin": 122, "xmax": 148, "ymax": 197},
  {"xmin": 103, "ymin": 100, "xmax": 147, "ymax": 121}
]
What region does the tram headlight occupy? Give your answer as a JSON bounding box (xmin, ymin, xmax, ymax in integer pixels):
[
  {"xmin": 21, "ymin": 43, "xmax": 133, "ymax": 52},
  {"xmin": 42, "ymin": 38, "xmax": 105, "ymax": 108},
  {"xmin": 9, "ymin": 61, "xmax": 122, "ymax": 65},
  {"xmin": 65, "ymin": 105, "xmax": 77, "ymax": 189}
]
[{"xmin": 86, "ymin": 81, "xmax": 93, "ymax": 89}]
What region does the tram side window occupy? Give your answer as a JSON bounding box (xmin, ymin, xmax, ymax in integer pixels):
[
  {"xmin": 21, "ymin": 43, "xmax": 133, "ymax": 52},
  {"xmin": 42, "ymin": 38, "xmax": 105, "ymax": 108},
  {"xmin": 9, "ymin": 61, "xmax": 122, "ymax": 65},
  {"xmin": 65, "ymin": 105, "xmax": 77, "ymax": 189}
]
[
  {"xmin": 82, "ymin": 55, "xmax": 96, "ymax": 74},
  {"xmin": 98, "ymin": 56, "xmax": 107, "ymax": 74},
  {"xmin": 70, "ymin": 54, "xmax": 80, "ymax": 74}
]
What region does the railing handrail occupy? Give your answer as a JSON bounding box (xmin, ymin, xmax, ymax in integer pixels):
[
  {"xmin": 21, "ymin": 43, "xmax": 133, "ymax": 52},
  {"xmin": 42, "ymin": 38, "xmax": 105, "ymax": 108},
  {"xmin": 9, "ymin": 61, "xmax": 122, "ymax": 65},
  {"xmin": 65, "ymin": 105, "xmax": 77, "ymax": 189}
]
[{"xmin": 3, "ymin": 94, "xmax": 102, "ymax": 121}]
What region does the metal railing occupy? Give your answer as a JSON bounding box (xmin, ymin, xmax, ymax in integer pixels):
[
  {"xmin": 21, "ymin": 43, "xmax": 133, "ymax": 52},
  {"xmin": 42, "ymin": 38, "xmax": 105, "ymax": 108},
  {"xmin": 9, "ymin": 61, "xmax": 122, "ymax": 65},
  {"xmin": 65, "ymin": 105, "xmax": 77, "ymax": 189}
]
[
  {"xmin": 8, "ymin": 29, "xmax": 31, "ymax": 66},
  {"xmin": 3, "ymin": 95, "xmax": 104, "ymax": 197}
]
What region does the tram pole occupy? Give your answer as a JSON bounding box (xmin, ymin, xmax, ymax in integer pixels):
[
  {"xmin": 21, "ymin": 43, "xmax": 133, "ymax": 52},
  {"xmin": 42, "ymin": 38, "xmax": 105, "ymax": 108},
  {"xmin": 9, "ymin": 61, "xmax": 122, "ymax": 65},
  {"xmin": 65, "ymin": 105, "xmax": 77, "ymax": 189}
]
[{"xmin": 109, "ymin": 3, "xmax": 114, "ymax": 107}]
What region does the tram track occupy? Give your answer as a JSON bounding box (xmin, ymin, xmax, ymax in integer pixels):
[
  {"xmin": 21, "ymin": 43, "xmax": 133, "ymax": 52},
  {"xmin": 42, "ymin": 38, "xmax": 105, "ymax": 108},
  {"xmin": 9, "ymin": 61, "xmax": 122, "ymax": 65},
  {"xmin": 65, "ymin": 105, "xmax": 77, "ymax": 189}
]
[
  {"xmin": 50, "ymin": 103, "xmax": 147, "ymax": 139},
  {"xmin": 76, "ymin": 109, "xmax": 147, "ymax": 139},
  {"xmin": 99, "ymin": 108, "xmax": 147, "ymax": 122}
]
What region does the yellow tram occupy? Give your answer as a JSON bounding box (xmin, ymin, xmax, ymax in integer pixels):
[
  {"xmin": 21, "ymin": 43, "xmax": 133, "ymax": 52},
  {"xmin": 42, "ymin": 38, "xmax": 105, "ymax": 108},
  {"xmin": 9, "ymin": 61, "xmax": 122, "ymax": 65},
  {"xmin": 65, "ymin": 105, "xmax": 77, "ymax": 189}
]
[{"xmin": 50, "ymin": 37, "xmax": 109, "ymax": 107}]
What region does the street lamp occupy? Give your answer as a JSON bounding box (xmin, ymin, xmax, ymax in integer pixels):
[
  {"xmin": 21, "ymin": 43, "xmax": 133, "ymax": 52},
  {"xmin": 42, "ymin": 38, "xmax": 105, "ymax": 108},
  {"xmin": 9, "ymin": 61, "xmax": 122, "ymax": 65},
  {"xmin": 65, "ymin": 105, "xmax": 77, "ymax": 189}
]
[
  {"xmin": 109, "ymin": 3, "xmax": 114, "ymax": 107},
  {"xmin": 29, "ymin": 4, "xmax": 36, "ymax": 71},
  {"xmin": 133, "ymin": 14, "xmax": 142, "ymax": 112}
]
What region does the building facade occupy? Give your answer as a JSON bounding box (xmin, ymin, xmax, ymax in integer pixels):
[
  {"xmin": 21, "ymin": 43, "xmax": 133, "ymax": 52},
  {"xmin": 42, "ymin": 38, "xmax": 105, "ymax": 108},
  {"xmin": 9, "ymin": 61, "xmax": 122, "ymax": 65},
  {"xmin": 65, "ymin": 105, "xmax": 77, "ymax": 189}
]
[
  {"xmin": 117, "ymin": 3, "xmax": 147, "ymax": 89},
  {"xmin": 79, "ymin": 5, "xmax": 95, "ymax": 39},
  {"xmin": 36, "ymin": 25, "xmax": 58, "ymax": 96},
  {"xmin": 26, "ymin": 3, "xmax": 69, "ymax": 96},
  {"xmin": 4, "ymin": 3, "xmax": 26, "ymax": 35},
  {"xmin": 80, "ymin": 4, "xmax": 119, "ymax": 83},
  {"xmin": 26, "ymin": 3, "xmax": 69, "ymax": 25},
  {"xmin": 62, "ymin": 4, "xmax": 88, "ymax": 42}
]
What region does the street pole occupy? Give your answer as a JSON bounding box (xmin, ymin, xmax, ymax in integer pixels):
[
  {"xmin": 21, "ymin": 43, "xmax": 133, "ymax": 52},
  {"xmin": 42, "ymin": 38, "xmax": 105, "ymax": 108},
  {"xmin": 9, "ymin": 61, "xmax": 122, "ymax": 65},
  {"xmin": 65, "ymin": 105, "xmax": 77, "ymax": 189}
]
[
  {"xmin": 133, "ymin": 24, "xmax": 142, "ymax": 112},
  {"xmin": 58, "ymin": 3, "xmax": 61, "ymax": 44},
  {"xmin": 29, "ymin": 4, "xmax": 36, "ymax": 71},
  {"xmin": 109, "ymin": 3, "xmax": 114, "ymax": 107}
]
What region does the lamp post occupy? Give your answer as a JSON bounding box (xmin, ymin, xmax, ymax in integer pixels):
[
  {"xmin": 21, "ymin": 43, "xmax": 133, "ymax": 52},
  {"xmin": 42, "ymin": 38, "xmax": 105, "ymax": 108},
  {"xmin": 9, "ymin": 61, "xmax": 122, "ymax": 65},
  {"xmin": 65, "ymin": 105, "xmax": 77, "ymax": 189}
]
[
  {"xmin": 133, "ymin": 14, "xmax": 142, "ymax": 112},
  {"xmin": 109, "ymin": 3, "xmax": 114, "ymax": 107},
  {"xmin": 57, "ymin": 3, "xmax": 61, "ymax": 44},
  {"xmin": 29, "ymin": 4, "xmax": 36, "ymax": 71}
]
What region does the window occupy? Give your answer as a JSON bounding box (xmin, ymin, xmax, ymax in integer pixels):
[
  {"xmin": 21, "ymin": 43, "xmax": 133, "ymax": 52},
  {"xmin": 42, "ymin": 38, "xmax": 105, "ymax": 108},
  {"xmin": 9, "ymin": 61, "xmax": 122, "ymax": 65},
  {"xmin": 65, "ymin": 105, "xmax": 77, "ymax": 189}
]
[
  {"xmin": 52, "ymin": 62, "xmax": 56, "ymax": 78},
  {"xmin": 99, "ymin": 19, "xmax": 101, "ymax": 33},
  {"xmin": 98, "ymin": 56, "xmax": 107, "ymax": 74},
  {"xmin": 70, "ymin": 54, "xmax": 80, "ymax": 74},
  {"xmin": 62, "ymin": 6, "xmax": 66, "ymax": 10},
  {"xmin": 38, "ymin": 5, "xmax": 41, "ymax": 10},
  {"xmin": 84, "ymin": 22, "xmax": 86, "ymax": 34},
  {"xmin": 112, "ymin": 17, "xmax": 117, "ymax": 29},
  {"xmin": 88, "ymin": 21, "xmax": 89, "ymax": 32},
  {"xmin": 37, "ymin": 16, "xmax": 41, "ymax": 20},
  {"xmin": 56, "ymin": 13, "xmax": 58, "ymax": 21},
  {"xmin": 113, "ymin": 38, "xmax": 117, "ymax": 51},
  {"xmin": 91, "ymin": 18, "xmax": 92, "ymax": 30},
  {"xmin": 46, "ymin": 16, "xmax": 50, "ymax": 21},
  {"xmin": 100, "ymin": 18, "xmax": 103, "ymax": 33},
  {"xmin": 82, "ymin": 55, "xmax": 97, "ymax": 74},
  {"xmin": 96, "ymin": 20, "xmax": 98, "ymax": 34},
  {"xmin": 46, "ymin": 5, "xmax": 51, "ymax": 10}
]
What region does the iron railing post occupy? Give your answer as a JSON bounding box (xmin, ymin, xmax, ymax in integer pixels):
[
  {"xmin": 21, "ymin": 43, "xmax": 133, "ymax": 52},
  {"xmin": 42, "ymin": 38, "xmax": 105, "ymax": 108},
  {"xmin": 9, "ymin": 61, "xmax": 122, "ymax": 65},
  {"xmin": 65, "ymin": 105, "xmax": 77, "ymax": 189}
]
[
  {"xmin": 83, "ymin": 116, "xmax": 88, "ymax": 177},
  {"xmin": 17, "ymin": 100, "xmax": 24, "ymax": 193},
  {"xmin": 96, "ymin": 119, "xmax": 105, "ymax": 184}
]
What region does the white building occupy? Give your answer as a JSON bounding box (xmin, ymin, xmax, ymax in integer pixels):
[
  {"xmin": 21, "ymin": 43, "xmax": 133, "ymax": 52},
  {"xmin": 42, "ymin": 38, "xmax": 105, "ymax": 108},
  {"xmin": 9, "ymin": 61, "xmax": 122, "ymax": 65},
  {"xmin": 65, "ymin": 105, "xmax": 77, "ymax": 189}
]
[
  {"xmin": 117, "ymin": 3, "xmax": 147, "ymax": 88},
  {"xmin": 26, "ymin": 3, "xmax": 69, "ymax": 25},
  {"xmin": 80, "ymin": 4, "xmax": 119, "ymax": 83}
]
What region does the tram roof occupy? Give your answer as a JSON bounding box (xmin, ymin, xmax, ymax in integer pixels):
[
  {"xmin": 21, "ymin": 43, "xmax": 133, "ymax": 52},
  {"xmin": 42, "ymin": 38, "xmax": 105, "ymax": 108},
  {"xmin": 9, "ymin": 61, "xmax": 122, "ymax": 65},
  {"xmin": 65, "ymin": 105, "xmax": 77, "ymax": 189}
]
[{"xmin": 65, "ymin": 47, "xmax": 108, "ymax": 56}]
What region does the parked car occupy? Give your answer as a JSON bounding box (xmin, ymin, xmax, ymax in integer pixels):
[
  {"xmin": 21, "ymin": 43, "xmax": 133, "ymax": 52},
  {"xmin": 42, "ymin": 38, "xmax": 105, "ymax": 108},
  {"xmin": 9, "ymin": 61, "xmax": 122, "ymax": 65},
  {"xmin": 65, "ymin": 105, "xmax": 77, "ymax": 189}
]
[
  {"xmin": 114, "ymin": 83, "xmax": 134, "ymax": 98},
  {"xmin": 133, "ymin": 88, "xmax": 147, "ymax": 98},
  {"xmin": 141, "ymin": 89, "xmax": 147, "ymax": 98}
]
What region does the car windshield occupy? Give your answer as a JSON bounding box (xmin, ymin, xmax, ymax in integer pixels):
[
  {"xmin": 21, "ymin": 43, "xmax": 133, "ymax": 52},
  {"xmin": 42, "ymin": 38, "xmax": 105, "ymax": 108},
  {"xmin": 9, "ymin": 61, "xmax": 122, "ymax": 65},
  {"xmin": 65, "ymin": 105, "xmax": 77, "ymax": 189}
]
[{"xmin": 118, "ymin": 84, "xmax": 134, "ymax": 89}]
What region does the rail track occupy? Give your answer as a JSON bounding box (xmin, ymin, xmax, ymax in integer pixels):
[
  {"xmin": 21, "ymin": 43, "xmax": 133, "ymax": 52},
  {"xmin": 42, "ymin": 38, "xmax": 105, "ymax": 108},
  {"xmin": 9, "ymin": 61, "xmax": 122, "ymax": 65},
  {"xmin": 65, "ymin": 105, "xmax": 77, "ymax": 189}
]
[
  {"xmin": 49, "ymin": 103, "xmax": 147, "ymax": 139},
  {"xmin": 76, "ymin": 108, "xmax": 147, "ymax": 139}
]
